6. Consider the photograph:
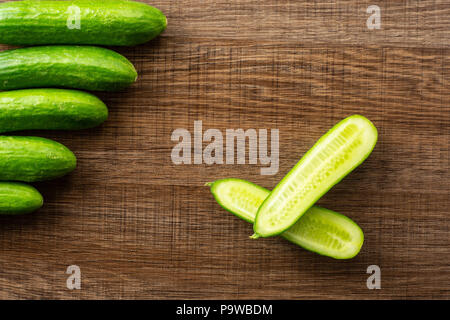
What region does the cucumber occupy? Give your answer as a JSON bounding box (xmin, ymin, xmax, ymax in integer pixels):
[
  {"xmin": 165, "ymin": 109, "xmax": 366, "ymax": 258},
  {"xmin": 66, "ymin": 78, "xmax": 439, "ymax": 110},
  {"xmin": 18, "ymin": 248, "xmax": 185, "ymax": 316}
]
[
  {"xmin": 0, "ymin": 46, "xmax": 137, "ymax": 91},
  {"xmin": 0, "ymin": 182, "xmax": 43, "ymax": 215},
  {"xmin": 0, "ymin": 136, "xmax": 77, "ymax": 182},
  {"xmin": 254, "ymin": 115, "xmax": 378, "ymax": 238},
  {"xmin": 209, "ymin": 179, "xmax": 364, "ymax": 259},
  {"xmin": 0, "ymin": 0, "xmax": 167, "ymax": 46},
  {"xmin": 0, "ymin": 89, "xmax": 108, "ymax": 133}
]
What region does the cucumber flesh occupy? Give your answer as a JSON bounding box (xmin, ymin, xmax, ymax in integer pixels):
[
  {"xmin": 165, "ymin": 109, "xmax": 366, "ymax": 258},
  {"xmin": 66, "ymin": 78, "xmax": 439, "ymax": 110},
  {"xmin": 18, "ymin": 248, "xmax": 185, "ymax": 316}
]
[
  {"xmin": 209, "ymin": 178, "xmax": 364, "ymax": 259},
  {"xmin": 254, "ymin": 115, "xmax": 377, "ymax": 237}
]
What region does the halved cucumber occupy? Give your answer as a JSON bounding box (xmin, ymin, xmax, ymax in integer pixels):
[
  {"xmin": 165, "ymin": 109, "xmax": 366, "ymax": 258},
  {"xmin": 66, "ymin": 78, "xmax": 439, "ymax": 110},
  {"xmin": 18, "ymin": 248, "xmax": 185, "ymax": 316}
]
[
  {"xmin": 254, "ymin": 115, "xmax": 378, "ymax": 237},
  {"xmin": 208, "ymin": 179, "xmax": 364, "ymax": 259}
]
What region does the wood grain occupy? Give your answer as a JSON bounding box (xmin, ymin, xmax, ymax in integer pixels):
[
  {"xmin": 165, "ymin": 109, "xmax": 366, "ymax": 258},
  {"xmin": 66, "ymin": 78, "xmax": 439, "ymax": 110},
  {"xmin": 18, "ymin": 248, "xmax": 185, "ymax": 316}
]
[{"xmin": 0, "ymin": 0, "xmax": 448, "ymax": 299}]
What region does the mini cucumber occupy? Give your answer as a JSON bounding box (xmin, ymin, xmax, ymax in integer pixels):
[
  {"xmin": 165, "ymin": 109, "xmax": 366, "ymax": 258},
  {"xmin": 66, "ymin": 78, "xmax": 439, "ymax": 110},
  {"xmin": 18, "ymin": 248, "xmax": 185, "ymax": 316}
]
[
  {"xmin": 0, "ymin": 0, "xmax": 167, "ymax": 46},
  {"xmin": 0, "ymin": 46, "xmax": 137, "ymax": 91},
  {"xmin": 0, "ymin": 89, "xmax": 108, "ymax": 133},
  {"xmin": 0, "ymin": 182, "xmax": 43, "ymax": 215},
  {"xmin": 254, "ymin": 115, "xmax": 378, "ymax": 238},
  {"xmin": 0, "ymin": 136, "xmax": 77, "ymax": 182},
  {"xmin": 209, "ymin": 179, "xmax": 364, "ymax": 259}
]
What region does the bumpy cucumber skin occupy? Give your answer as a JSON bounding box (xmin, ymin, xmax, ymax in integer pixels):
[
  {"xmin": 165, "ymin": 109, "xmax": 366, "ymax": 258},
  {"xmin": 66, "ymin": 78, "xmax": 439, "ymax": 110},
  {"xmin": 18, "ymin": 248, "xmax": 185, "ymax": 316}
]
[
  {"xmin": 210, "ymin": 178, "xmax": 364, "ymax": 259},
  {"xmin": 0, "ymin": 89, "xmax": 108, "ymax": 133},
  {"xmin": 0, "ymin": 46, "xmax": 137, "ymax": 91},
  {"xmin": 0, "ymin": 182, "xmax": 43, "ymax": 215},
  {"xmin": 254, "ymin": 115, "xmax": 378, "ymax": 238},
  {"xmin": 0, "ymin": 136, "xmax": 77, "ymax": 182},
  {"xmin": 0, "ymin": 0, "xmax": 167, "ymax": 46}
]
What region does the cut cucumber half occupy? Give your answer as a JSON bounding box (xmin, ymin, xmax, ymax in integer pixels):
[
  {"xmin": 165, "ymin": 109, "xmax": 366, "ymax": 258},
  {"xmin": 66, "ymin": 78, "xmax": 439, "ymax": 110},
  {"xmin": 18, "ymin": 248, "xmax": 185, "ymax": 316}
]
[
  {"xmin": 208, "ymin": 179, "xmax": 364, "ymax": 259},
  {"xmin": 254, "ymin": 115, "xmax": 378, "ymax": 237}
]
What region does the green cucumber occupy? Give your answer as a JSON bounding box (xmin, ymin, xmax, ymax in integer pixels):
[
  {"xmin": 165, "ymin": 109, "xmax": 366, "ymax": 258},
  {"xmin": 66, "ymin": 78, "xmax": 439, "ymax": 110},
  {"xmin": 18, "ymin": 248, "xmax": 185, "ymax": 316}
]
[
  {"xmin": 0, "ymin": 89, "xmax": 108, "ymax": 133},
  {"xmin": 0, "ymin": 0, "xmax": 167, "ymax": 46},
  {"xmin": 254, "ymin": 115, "xmax": 378, "ymax": 238},
  {"xmin": 0, "ymin": 46, "xmax": 137, "ymax": 91},
  {"xmin": 209, "ymin": 178, "xmax": 364, "ymax": 259},
  {"xmin": 0, "ymin": 136, "xmax": 77, "ymax": 182},
  {"xmin": 0, "ymin": 182, "xmax": 43, "ymax": 215}
]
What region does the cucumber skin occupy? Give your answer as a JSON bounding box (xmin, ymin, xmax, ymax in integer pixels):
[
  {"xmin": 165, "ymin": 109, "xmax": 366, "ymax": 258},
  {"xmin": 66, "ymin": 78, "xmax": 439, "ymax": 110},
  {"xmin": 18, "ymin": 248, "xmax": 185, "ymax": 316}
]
[
  {"xmin": 0, "ymin": 89, "xmax": 108, "ymax": 133},
  {"xmin": 0, "ymin": 182, "xmax": 43, "ymax": 215},
  {"xmin": 210, "ymin": 178, "xmax": 364, "ymax": 259},
  {"xmin": 0, "ymin": 136, "xmax": 77, "ymax": 182},
  {"xmin": 254, "ymin": 115, "xmax": 378, "ymax": 237},
  {"xmin": 0, "ymin": 0, "xmax": 167, "ymax": 46},
  {"xmin": 0, "ymin": 46, "xmax": 137, "ymax": 92}
]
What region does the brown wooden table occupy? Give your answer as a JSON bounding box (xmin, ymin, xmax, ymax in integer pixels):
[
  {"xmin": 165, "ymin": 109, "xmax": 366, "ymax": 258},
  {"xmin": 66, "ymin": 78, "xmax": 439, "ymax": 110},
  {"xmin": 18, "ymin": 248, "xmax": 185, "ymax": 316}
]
[{"xmin": 0, "ymin": 0, "xmax": 448, "ymax": 299}]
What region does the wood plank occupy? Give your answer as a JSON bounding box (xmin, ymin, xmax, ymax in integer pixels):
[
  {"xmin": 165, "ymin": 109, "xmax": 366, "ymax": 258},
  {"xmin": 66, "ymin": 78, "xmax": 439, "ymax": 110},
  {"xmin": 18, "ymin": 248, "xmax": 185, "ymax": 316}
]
[
  {"xmin": 155, "ymin": 0, "xmax": 450, "ymax": 48},
  {"xmin": 0, "ymin": 0, "xmax": 448, "ymax": 299}
]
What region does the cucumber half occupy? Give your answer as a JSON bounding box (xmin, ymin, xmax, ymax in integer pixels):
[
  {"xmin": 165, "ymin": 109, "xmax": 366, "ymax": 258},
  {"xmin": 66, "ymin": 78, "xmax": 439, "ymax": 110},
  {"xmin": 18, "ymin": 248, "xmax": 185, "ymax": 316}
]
[
  {"xmin": 254, "ymin": 115, "xmax": 378, "ymax": 237},
  {"xmin": 208, "ymin": 179, "xmax": 364, "ymax": 259}
]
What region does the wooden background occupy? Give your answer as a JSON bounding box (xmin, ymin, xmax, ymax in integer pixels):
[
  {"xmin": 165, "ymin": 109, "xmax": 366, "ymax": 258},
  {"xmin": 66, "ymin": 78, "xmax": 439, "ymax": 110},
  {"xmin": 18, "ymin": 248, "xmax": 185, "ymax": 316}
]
[{"xmin": 0, "ymin": 0, "xmax": 448, "ymax": 299}]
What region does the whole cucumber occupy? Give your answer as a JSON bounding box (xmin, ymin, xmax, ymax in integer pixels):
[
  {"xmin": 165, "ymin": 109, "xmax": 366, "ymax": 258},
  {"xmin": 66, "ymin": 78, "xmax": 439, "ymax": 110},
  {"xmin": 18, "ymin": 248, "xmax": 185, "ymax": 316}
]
[
  {"xmin": 0, "ymin": 89, "xmax": 108, "ymax": 134},
  {"xmin": 0, "ymin": 46, "xmax": 137, "ymax": 91},
  {"xmin": 0, "ymin": 0, "xmax": 167, "ymax": 46},
  {"xmin": 0, "ymin": 182, "xmax": 43, "ymax": 215},
  {"xmin": 0, "ymin": 136, "xmax": 77, "ymax": 182}
]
